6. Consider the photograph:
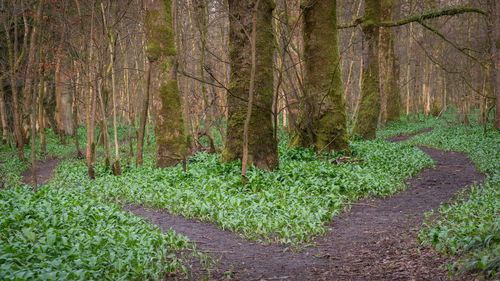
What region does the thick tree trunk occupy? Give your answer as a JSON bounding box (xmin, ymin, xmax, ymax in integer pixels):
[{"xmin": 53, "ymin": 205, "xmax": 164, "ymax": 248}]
[
  {"xmin": 486, "ymin": 0, "xmax": 499, "ymax": 129},
  {"xmin": 352, "ymin": 0, "xmax": 381, "ymax": 139},
  {"xmin": 221, "ymin": 0, "xmax": 278, "ymax": 170},
  {"xmin": 292, "ymin": 0, "xmax": 349, "ymax": 153},
  {"xmin": 145, "ymin": 0, "xmax": 188, "ymax": 168},
  {"xmin": 379, "ymin": 0, "xmax": 400, "ymax": 124}
]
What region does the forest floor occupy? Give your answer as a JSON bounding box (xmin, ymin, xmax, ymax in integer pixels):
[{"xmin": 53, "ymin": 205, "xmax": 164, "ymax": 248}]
[{"xmin": 22, "ymin": 130, "xmax": 485, "ymax": 280}]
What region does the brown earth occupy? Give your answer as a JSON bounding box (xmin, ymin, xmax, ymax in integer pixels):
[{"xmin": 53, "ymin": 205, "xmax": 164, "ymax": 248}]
[{"xmin": 21, "ymin": 158, "xmax": 60, "ymax": 186}]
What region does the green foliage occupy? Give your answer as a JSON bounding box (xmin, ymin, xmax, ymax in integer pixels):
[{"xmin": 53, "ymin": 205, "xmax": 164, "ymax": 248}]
[
  {"xmin": 376, "ymin": 116, "xmax": 442, "ymax": 139},
  {"xmin": 0, "ymin": 185, "xmax": 191, "ymax": 280},
  {"xmin": 52, "ymin": 139, "xmax": 432, "ymax": 244},
  {"xmin": 0, "ymin": 125, "xmax": 135, "ymax": 189},
  {"xmin": 0, "ymin": 144, "xmax": 28, "ymax": 189},
  {"xmin": 408, "ymin": 123, "xmax": 500, "ymax": 278}
]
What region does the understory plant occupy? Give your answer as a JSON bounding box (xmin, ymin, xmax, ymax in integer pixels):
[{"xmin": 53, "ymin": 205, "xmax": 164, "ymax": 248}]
[
  {"xmin": 52, "ymin": 139, "xmax": 433, "ymax": 244},
  {"xmin": 0, "ymin": 185, "xmax": 192, "ymax": 280}
]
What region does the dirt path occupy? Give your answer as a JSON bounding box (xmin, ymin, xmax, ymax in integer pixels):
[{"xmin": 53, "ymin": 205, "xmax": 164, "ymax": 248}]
[
  {"xmin": 124, "ymin": 131, "xmax": 484, "ymax": 280},
  {"xmin": 22, "ymin": 130, "xmax": 485, "ymax": 280},
  {"xmin": 22, "ymin": 158, "xmax": 60, "ymax": 186}
]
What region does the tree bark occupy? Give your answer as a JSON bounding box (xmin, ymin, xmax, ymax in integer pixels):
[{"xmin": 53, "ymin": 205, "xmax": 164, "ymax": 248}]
[
  {"xmin": 4, "ymin": 7, "xmax": 28, "ymax": 159},
  {"xmin": 136, "ymin": 61, "xmax": 151, "ymax": 167},
  {"xmin": 406, "ymin": 22, "xmax": 413, "ymax": 120},
  {"xmin": 379, "ymin": 0, "xmax": 400, "ymax": 124},
  {"xmin": 486, "ymin": 0, "xmax": 499, "ymax": 129},
  {"xmin": 221, "ymin": 0, "xmax": 278, "ymax": 170},
  {"xmin": 145, "ymin": 0, "xmax": 189, "ymax": 168},
  {"xmin": 0, "ymin": 79, "xmax": 8, "ymax": 144},
  {"xmin": 291, "ymin": 0, "xmax": 349, "ymax": 153},
  {"xmin": 352, "ymin": 0, "xmax": 381, "ymax": 139},
  {"xmin": 86, "ymin": 2, "xmax": 97, "ymax": 179},
  {"xmin": 241, "ymin": 0, "xmax": 261, "ymax": 182}
]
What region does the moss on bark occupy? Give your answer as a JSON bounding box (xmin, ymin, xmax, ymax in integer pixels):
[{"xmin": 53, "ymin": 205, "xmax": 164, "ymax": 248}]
[
  {"xmin": 221, "ymin": 0, "xmax": 278, "ymax": 170},
  {"xmin": 352, "ymin": 0, "xmax": 381, "ymax": 140},
  {"xmin": 155, "ymin": 80, "xmax": 188, "ymax": 167},
  {"xmin": 292, "ymin": 0, "xmax": 349, "ymax": 153},
  {"xmin": 145, "ymin": 0, "xmax": 188, "ymax": 168},
  {"xmin": 380, "ymin": 0, "xmax": 401, "ymax": 124}
]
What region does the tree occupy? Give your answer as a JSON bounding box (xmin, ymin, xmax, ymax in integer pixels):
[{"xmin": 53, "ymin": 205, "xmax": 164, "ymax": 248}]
[
  {"xmin": 379, "ymin": 0, "xmax": 400, "ymax": 124},
  {"xmin": 343, "ymin": 3, "xmax": 487, "ymax": 139},
  {"xmin": 486, "ymin": 0, "xmax": 499, "ymax": 129},
  {"xmin": 221, "ymin": 0, "xmax": 278, "ymax": 170},
  {"xmin": 145, "ymin": 0, "xmax": 189, "ymax": 168},
  {"xmin": 351, "ymin": 0, "xmax": 381, "ymax": 139},
  {"xmin": 291, "ymin": 0, "xmax": 349, "ymax": 153}
]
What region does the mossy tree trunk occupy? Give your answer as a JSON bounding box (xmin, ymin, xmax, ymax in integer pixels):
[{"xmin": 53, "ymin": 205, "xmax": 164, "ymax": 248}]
[
  {"xmin": 487, "ymin": 0, "xmax": 499, "ymax": 129},
  {"xmin": 379, "ymin": 0, "xmax": 400, "ymax": 124},
  {"xmin": 291, "ymin": 0, "xmax": 349, "ymax": 153},
  {"xmin": 221, "ymin": 0, "xmax": 278, "ymax": 170},
  {"xmin": 145, "ymin": 0, "xmax": 189, "ymax": 168},
  {"xmin": 352, "ymin": 0, "xmax": 381, "ymax": 139}
]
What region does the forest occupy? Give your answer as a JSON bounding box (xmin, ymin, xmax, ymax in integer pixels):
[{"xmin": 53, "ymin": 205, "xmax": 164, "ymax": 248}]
[{"xmin": 0, "ymin": 0, "xmax": 499, "ymax": 280}]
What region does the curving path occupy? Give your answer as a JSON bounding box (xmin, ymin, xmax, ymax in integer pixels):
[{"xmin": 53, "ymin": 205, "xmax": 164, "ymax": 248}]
[
  {"xmin": 22, "ymin": 130, "xmax": 484, "ymax": 280},
  {"xmin": 124, "ymin": 131, "xmax": 484, "ymax": 280}
]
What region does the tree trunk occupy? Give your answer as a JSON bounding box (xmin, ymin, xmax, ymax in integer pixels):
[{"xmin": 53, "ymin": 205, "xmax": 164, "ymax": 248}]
[
  {"xmin": 0, "ymin": 79, "xmax": 8, "ymax": 144},
  {"xmin": 86, "ymin": 2, "xmax": 97, "ymax": 179},
  {"xmin": 241, "ymin": 0, "xmax": 261, "ymax": 182},
  {"xmin": 379, "ymin": 0, "xmax": 400, "ymax": 124},
  {"xmin": 4, "ymin": 10, "xmax": 28, "ymax": 160},
  {"xmin": 292, "ymin": 0, "xmax": 349, "ymax": 153},
  {"xmin": 406, "ymin": 23, "xmax": 412, "ymax": 120},
  {"xmin": 136, "ymin": 62, "xmax": 151, "ymax": 166},
  {"xmin": 145, "ymin": 0, "xmax": 189, "ymax": 168},
  {"xmin": 221, "ymin": 0, "xmax": 278, "ymax": 170},
  {"xmin": 101, "ymin": 2, "xmax": 121, "ymax": 175},
  {"xmin": 486, "ymin": 0, "xmax": 499, "ymax": 129},
  {"xmin": 352, "ymin": 0, "xmax": 381, "ymax": 139}
]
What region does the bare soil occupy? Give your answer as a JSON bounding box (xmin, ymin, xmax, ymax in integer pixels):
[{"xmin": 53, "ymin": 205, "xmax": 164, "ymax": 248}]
[
  {"xmin": 22, "ymin": 130, "xmax": 485, "ymax": 280},
  {"xmin": 21, "ymin": 158, "xmax": 60, "ymax": 186}
]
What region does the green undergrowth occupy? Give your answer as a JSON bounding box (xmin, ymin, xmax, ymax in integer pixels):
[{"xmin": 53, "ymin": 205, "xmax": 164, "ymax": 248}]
[
  {"xmin": 52, "ymin": 139, "xmax": 433, "ymax": 244},
  {"xmin": 0, "ymin": 125, "xmax": 137, "ymax": 189},
  {"xmin": 0, "ymin": 184, "xmax": 195, "ymax": 280},
  {"xmin": 408, "ymin": 123, "xmax": 499, "ymax": 278},
  {"xmin": 0, "ymin": 144, "xmax": 28, "ymax": 189},
  {"xmin": 376, "ymin": 115, "xmax": 443, "ymax": 139}
]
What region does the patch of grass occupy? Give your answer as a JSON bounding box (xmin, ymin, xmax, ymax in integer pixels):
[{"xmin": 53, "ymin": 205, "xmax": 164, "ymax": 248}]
[
  {"xmin": 0, "ymin": 184, "xmax": 193, "ymax": 280},
  {"xmin": 52, "ymin": 139, "xmax": 433, "ymax": 244},
  {"xmin": 408, "ymin": 123, "xmax": 499, "ymax": 278}
]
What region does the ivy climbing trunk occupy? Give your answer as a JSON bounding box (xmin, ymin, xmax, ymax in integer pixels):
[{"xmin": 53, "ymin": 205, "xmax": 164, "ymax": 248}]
[
  {"xmin": 221, "ymin": 0, "xmax": 278, "ymax": 170},
  {"xmin": 379, "ymin": 0, "xmax": 400, "ymax": 124},
  {"xmin": 292, "ymin": 0, "xmax": 349, "ymax": 153},
  {"xmin": 145, "ymin": 0, "xmax": 188, "ymax": 168},
  {"xmin": 352, "ymin": 0, "xmax": 381, "ymax": 139}
]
